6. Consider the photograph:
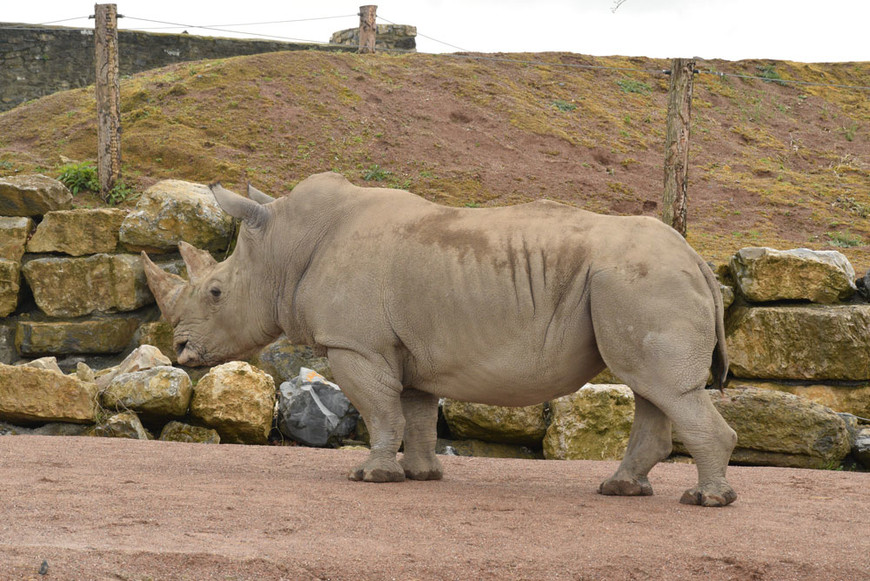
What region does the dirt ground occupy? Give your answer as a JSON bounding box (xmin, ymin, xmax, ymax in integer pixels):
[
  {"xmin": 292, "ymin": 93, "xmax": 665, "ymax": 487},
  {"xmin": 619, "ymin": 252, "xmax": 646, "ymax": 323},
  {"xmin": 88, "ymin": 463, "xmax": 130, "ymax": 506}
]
[{"xmin": 0, "ymin": 436, "xmax": 867, "ymax": 581}]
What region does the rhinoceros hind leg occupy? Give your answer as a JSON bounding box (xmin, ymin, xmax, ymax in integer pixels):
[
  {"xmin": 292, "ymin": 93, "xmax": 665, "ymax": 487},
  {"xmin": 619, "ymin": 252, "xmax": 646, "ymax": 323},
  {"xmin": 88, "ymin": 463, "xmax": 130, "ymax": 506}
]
[
  {"xmin": 680, "ymin": 483, "xmax": 738, "ymax": 507},
  {"xmin": 599, "ymin": 394, "xmax": 671, "ymax": 497},
  {"xmin": 400, "ymin": 389, "xmax": 443, "ymax": 480}
]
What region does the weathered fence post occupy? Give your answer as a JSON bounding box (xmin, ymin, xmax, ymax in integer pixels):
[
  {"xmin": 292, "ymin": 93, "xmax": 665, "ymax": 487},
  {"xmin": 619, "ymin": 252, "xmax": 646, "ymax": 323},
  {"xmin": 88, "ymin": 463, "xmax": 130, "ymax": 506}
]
[
  {"xmin": 662, "ymin": 58, "xmax": 696, "ymax": 237},
  {"xmin": 94, "ymin": 3, "xmax": 122, "ymax": 201},
  {"xmin": 358, "ymin": 5, "xmax": 377, "ymax": 53}
]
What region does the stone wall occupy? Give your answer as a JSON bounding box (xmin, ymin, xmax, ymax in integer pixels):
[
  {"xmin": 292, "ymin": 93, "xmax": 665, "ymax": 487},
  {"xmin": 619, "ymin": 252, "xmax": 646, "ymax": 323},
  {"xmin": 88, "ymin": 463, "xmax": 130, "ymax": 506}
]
[
  {"xmin": 0, "ymin": 23, "xmax": 349, "ymax": 112},
  {"xmin": 330, "ymin": 24, "xmax": 416, "ymax": 51},
  {"xmin": 0, "ymin": 174, "xmax": 867, "ymax": 469}
]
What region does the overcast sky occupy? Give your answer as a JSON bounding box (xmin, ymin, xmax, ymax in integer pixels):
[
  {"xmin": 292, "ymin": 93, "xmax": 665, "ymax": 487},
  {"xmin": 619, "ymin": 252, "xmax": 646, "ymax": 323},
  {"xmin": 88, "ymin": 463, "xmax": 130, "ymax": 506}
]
[{"xmin": 4, "ymin": 0, "xmax": 869, "ymax": 63}]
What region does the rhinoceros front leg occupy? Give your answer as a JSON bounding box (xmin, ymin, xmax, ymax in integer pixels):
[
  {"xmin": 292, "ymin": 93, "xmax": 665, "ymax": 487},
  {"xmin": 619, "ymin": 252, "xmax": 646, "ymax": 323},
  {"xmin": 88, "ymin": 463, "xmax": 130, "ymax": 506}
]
[
  {"xmin": 328, "ymin": 349, "xmax": 406, "ymax": 483},
  {"xmin": 599, "ymin": 394, "xmax": 672, "ymax": 497},
  {"xmin": 400, "ymin": 389, "xmax": 443, "ymax": 480}
]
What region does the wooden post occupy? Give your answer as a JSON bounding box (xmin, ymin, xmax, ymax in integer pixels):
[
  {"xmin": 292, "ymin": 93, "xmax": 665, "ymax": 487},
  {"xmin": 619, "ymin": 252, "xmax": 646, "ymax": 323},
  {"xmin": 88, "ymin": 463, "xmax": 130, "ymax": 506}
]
[
  {"xmin": 662, "ymin": 58, "xmax": 696, "ymax": 237},
  {"xmin": 94, "ymin": 3, "xmax": 121, "ymax": 201},
  {"xmin": 358, "ymin": 5, "xmax": 377, "ymax": 54}
]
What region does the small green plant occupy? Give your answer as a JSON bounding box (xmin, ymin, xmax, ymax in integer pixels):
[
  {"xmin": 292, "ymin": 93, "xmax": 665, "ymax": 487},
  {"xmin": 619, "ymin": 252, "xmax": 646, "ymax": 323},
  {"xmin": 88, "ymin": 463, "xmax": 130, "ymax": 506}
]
[
  {"xmin": 827, "ymin": 230, "xmax": 863, "ymax": 248},
  {"xmin": 107, "ymin": 180, "xmax": 134, "ymax": 205},
  {"xmin": 617, "ymin": 78, "xmax": 652, "ymax": 95},
  {"xmin": 551, "ymin": 99, "xmax": 577, "ymax": 112},
  {"xmin": 841, "ymin": 122, "xmax": 858, "ymax": 142},
  {"xmin": 58, "ymin": 162, "xmax": 99, "ymax": 194},
  {"xmin": 363, "ymin": 164, "xmax": 392, "ymax": 181}
]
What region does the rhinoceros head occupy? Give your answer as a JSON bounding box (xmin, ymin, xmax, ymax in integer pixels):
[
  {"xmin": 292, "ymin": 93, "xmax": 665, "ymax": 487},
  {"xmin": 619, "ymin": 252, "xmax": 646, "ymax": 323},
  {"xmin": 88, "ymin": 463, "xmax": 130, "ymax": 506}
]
[{"xmin": 141, "ymin": 183, "xmax": 280, "ymax": 366}]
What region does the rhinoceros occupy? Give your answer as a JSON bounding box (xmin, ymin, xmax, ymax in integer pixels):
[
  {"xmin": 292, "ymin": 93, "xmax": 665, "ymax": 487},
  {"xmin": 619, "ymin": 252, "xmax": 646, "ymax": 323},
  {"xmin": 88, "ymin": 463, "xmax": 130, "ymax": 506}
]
[{"xmin": 142, "ymin": 172, "xmax": 738, "ymax": 507}]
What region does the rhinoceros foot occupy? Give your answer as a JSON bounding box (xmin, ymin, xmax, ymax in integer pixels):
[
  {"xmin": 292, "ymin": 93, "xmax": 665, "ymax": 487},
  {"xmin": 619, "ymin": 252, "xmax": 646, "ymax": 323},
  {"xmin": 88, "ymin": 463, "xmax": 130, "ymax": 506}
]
[
  {"xmin": 598, "ymin": 476, "xmax": 654, "ymax": 497},
  {"xmin": 679, "ymin": 483, "xmax": 738, "ymax": 507},
  {"xmin": 348, "ymin": 456, "xmax": 406, "ymax": 483},
  {"xmin": 401, "ymin": 454, "xmax": 444, "ymax": 481}
]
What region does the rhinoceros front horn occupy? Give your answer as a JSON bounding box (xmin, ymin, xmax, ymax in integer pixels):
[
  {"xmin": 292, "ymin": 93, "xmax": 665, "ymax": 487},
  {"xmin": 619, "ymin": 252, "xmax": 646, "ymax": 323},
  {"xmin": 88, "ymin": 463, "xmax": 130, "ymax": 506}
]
[{"xmin": 141, "ymin": 252, "xmax": 185, "ymax": 325}]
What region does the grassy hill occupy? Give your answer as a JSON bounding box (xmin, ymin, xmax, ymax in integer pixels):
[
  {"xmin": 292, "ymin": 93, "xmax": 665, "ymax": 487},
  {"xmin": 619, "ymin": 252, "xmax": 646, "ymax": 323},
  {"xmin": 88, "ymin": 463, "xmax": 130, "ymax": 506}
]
[{"xmin": 0, "ymin": 50, "xmax": 868, "ymax": 270}]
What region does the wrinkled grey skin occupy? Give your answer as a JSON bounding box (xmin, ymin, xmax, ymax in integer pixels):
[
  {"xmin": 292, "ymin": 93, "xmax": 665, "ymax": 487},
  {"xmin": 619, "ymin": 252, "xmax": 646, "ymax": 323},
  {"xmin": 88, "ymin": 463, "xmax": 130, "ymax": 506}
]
[{"xmin": 143, "ymin": 172, "xmax": 737, "ymax": 507}]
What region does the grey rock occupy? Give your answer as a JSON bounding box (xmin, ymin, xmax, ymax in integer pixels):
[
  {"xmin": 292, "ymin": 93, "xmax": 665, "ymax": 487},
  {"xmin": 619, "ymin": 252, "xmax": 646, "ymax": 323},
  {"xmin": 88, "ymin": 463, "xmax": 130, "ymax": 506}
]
[{"xmin": 277, "ymin": 370, "xmax": 358, "ymax": 447}]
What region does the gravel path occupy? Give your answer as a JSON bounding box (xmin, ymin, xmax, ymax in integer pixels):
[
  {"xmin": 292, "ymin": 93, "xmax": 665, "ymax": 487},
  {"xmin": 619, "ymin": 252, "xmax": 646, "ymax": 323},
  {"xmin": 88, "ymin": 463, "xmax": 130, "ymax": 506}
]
[{"xmin": 0, "ymin": 436, "xmax": 867, "ymax": 580}]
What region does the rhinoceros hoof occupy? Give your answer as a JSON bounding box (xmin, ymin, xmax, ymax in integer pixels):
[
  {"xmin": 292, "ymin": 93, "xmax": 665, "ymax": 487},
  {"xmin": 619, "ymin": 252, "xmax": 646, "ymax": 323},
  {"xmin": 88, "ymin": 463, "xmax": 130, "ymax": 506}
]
[
  {"xmin": 348, "ymin": 457, "xmax": 406, "ymax": 483},
  {"xmin": 598, "ymin": 476, "xmax": 654, "ymax": 497},
  {"xmin": 679, "ymin": 484, "xmax": 738, "ymax": 507},
  {"xmin": 400, "ymin": 456, "xmax": 444, "ymax": 481}
]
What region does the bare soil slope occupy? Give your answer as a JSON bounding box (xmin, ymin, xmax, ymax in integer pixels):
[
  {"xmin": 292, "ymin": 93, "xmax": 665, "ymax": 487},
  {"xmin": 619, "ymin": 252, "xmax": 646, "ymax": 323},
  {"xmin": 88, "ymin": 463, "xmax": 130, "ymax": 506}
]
[
  {"xmin": 0, "ymin": 51, "xmax": 868, "ymax": 269},
  {"xmin": 1, "ymin": 436, "xmax": 867, "ymax": 580}
]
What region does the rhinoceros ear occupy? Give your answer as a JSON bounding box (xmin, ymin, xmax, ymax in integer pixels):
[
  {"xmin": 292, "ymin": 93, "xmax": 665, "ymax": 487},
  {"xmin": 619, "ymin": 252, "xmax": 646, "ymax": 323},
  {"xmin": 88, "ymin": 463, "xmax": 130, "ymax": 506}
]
[
  {"xmin": 246, "ymin": 183, "xmax": 275, "ymax": 205},
  {"xmin": 141, "ymin": 252, "xmax": 185, "ymax": 325},
  {"xmin": 210, "ymin": 182, "xmax": 270, "ymax": 229},
  {"xmin": 178, "ymin": 241, "xmax": 217, "ymax": 285}
]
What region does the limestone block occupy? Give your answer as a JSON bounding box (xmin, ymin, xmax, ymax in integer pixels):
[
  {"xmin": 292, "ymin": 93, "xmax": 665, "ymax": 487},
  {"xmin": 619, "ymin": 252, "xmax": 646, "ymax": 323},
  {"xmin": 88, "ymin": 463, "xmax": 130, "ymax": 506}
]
[
  {"xmin": 89, "ymin": 411, "xmax": 150, "ymax": 439},
  {"xmin": 133, "ymin": 322, "xmax": 176, "ymax": 363},
  {"xmin": 21, "ymin": 356, "xmax": 63, "ymax": 374},
  {"xmin": 101, "ymin": 366, "xmax": 192, "ymax": 418},
  {"xmin": 543, "ymin": 384, "xmax": 634, "ymax": 461},
  {"xmin": 726, "ymin": 304, "xmax": 870, "ymax": 380},
  {"xmin": 0, "ymin": 174, "xmax": 72, "ymax": 216},
  {"xmin": 95, "ymin": 344, "xmax": 173, "ymax": 390},
  {"xmin": 436, "ymin": 438, "xmax": 542, "ymax": 459},
  {"xmin": 159, "ymin": 421, "xmax": 221, "ymax": 444},
  {"xmin": 441, "ymin": 400, "xmax": 547, "ymax": 446},
  {"xmin": 0, "ymin": 363, "xmax": 98, "ymax": 424},
  {"xmin": 15, "ymin": 315, "xmax": 142, "ymax": 356},
  {"xmin": 26, "ymin": 208, "xmax": 126, "ymax": 255},
  {"xmin": 119, "ymin": 180, "xmax": 234, "ymax": 253},
  {"xmin": 674, "ymin": 387, "xmax": 851, "ymax": 469},
  {"xmin": 736, "ymin": 380, "xmax": 870, "ymax": 419},
  {"xmin": 0, "ymin": 258, "xmax": 20, "ymax": 317},
  {"xmin": 22, "ymin": 253, "xmax": 153, "ymax": 317},
  {"xmin": 190, "ymin": 361, "xmax": 276, "ymax": 444},
  {"xmin": 0, "ymin": 216, "xmax": 33, "ymax": 261},
  {"xmin": 730, "ymin": 247, "xmax": 856, "ymax": 304}
]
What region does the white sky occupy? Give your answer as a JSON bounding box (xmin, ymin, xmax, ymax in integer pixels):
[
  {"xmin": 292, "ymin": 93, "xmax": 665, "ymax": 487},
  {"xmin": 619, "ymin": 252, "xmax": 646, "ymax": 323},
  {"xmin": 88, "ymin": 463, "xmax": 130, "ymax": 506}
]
[{"xmin": 4, "ymin": 0, "xmax": 869, "ymax": 63}]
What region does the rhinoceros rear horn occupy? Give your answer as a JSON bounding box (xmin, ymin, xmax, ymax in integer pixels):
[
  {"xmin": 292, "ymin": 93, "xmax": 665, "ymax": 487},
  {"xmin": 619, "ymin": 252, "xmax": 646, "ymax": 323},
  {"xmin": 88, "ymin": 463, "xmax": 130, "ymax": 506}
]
[
  {"xmin": 246, "ymin": 183, "xmax": 275, "ymax": 205},
  {"xmin": 141, "ymin": 252, "xmax": 185, "ymax": 325},
  {"xmin": 210, "ymin": 182, "xmax": 270, "ymax": 229},
  {"xmin": 178, "ymin": 241, "xmax": 217, "ymax": 285}
]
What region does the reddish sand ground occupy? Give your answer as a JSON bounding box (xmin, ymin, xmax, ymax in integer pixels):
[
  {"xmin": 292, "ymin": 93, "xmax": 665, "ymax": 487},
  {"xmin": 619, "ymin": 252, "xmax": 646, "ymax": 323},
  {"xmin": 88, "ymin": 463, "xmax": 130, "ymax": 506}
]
[{"xmin": 0, "ymin": 436, "xmax": 867, "ymax": 580}]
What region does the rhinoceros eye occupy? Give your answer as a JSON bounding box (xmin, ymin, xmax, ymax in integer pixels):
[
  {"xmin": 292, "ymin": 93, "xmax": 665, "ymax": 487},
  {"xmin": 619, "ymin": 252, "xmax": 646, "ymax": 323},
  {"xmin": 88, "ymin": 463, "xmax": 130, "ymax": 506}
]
[{"xmin": 209, "ymin": 287, "xmax": 222, "ymax": 299}]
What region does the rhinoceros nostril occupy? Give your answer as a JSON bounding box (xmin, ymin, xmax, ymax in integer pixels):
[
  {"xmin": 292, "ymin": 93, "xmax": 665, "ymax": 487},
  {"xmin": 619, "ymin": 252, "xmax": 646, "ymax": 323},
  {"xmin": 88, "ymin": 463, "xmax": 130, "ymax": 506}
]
[{"xmin": 175, "ymin": 340, "xmax": 188, "ymax": 357}]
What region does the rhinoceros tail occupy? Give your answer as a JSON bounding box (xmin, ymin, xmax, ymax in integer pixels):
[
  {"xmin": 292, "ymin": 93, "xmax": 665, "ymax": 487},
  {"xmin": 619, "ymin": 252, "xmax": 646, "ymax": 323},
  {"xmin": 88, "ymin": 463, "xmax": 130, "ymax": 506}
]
[{"xmin": 700, "ymin": 261, "xmax": 729, "ymax": 392}]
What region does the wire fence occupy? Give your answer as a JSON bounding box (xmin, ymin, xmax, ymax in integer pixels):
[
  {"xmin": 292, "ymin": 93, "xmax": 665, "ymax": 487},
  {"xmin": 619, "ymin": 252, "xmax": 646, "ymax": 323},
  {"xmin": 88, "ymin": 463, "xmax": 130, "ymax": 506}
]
[{"xmin": 1, "ymin": 10, "xmax": 869, "ymax": 91}]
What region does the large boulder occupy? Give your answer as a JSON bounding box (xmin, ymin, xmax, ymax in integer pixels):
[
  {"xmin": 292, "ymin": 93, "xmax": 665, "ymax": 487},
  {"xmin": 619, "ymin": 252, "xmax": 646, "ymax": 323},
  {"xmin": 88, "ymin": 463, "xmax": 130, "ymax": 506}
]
[
  {"xmin": 22, "ymin": 254, "xmax": 154, "ymax": 317},
  {"xmin": 675, "ymin": 387, "xmax": 851, "ymax": 469},
  {"xmin": 0, "ymin": 216, "xmax": 33, "ymax": 261},
  {"xmin": 730, "ymin": 247, "xmax": 856, "ymax": 304},
  {"xmin": 189, "ymin": 361, "xmax": 276, "ymax": 444},
  {"xmin": 15, "ymin": 315, "xmax": 142, "ymax": 356},
  {"xmin": 119, "ymin": 180, "xmax": 234, "ymax": 253},
  {"xmin": 101, "ymin": 366, "xmax": 192, "ymax": 419},
  {"xmin": 26, "ymin": 209, "xmax": 126, "ymax": 256},
  {"xmin": 0, "ymin": 175, "xmax": 72, "ymax": 216},
  {"xmin": 441, "ymin": 400, "xmax": 547, "ymax": 446},
  {"xmin": 0, "ymin": 259, "xmax": 20, "ymax": 317},
  {"xmin": 543, "ymin": 384, "xmax": 634, "ymax": 461},
  {"xmin": 276, "ymin": 368, "xmax": 358, "ymax": 447},
  {"xmin": 0, "ymin": 363, "xmax": 98, "ymax": 424},
  {"xmin": 853, "ymin": 426, "xmax": 870, "ymax": 469},
  {"xmin": 726, "ymin": 304, "xmax": 870, "ymax": 380}
]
